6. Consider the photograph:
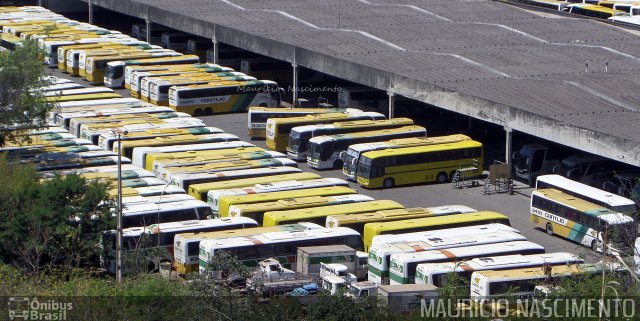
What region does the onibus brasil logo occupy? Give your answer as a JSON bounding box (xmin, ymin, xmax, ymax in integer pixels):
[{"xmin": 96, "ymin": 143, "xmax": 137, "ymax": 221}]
[{"xmin": 8, "ymin": 297, "xmax": 73, "ymax": 321}]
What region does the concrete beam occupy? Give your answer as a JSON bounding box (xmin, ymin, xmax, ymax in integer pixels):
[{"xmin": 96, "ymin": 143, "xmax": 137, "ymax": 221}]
[{"xmin": 76, "ymin": 0, "xmax": 640, "ymax": 167}]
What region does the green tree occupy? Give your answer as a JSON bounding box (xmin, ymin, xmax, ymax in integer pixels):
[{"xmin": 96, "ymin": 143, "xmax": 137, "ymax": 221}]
[
  {"xmin": 0, "ymin": 38, "xmax": 55, "ymax": 147},
  {"xmin": 0, "ymin": 156, "xmax": 114, "ymax": 275}
]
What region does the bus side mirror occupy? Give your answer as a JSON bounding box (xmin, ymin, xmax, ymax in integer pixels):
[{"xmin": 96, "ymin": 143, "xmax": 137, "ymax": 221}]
[
  {"xmin": 339, "ymin": 151, "xmax": 345, "ymax": 161},
  {"xmin": 512, "ymin": 151, "xmax": 519, "ymax": 160}
]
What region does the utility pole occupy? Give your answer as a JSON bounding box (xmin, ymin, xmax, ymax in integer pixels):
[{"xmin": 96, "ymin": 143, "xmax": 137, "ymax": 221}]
[{"xmin": 114, "ymin": 128, "xmax": 127, "ymax": 283}]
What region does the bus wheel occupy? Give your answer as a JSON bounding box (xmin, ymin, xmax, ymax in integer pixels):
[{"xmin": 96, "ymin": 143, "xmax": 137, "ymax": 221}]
[
  {"xmin": 204, "ymin": 108, "xmax": 213, "ymax": 116},
  {"xmin": 332, "ymin": 159, "xmax": 343, "ymax": 170},
  {"xmin": 193, "ymin": 109, "xmax": 203, "ymax": 116},
  {"xmin": 436, "ymin": 172, "xmax": 448, "ymax": 183},
  {"xmin": 545, "ymin": 223, "xmax": 553, "ymax": 236},
  {"xmin": 591, "ymin": 240, "xmax": 599, "ymax": 252},
  {"xmin": 383, "ymin": 178, "xmax": 395, "ymax": 189}
]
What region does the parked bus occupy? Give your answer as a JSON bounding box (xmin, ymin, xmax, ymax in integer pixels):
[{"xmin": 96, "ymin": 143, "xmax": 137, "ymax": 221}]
[
  {"xmin": 0, "ymin": 137, "xmax": 91, "ymax": 151},
  {"xmin": 247, "ymin": 107, "xmax": 360, "ymax": 139},
  {"xmin": 71, "ymin": 111, "xmax": 191, "ymax": 136},
  {"xmin": 85, "ymin": 51, "xmax": 183, "ymax": 83},
  {"xmin": 199, "ymin": 227, "xmax": 363, "ymax": 270},
  {"xmin": 131, "ymin": 141, "xmax": 254, "ymax": 168},
  {"xmin": 101, "ymin": 217, "xmax": 258, "ymax": 273},
  {"xmin": 356, "ymin": 140, "xmax": 483, "ymax": 188},
  {"xmin": 517, "ymin": 0, "xmax": 570, "ymax": 11},
  {"xmin": 144, "ymin": 72, "xmax": 249, "ymax": 105},
  {"xmin": 567, "ymin": 3, "xmax": 627, "ymax": 18},
  {"xmin": 168, "ymin": 80, "xmax": 283, "ymax": 116},
  {"xmin": 342, "ymin": 134, "xmax": 472, "ymax": 180},
  {"xmin": 174, "ymin": 222, "xmax": 324, "ymax": 274},
  {"xmin": 470, "ymin": 263, "xmax": 609, "ymax": 302},
  {"xmin": 326, "ymin": 205, "xmax": 478, "ymax": 235},
  {"xmin": 229, "ymin": 194, "xmax": 375, "ymax": 224},
  {"xmin": 187, "ymin": 172, "xmax": 321, "ymax": 201},
  {"xmin": 121, "ymin": 193, "xmax": 195, "ymax": 206},
  {"xmin": 129, "ymin": 64, "xmax": 233, "ymax": 96},
  {"xmin": 263, "ymin": 200, "xmax": 404, "ymax": 227},
  {"xmin": 109, "ymin": 185, "xmax": 186, "ymax": 198},
  {"xmin": 98, "ymin": 127, "xmax": 223, "ymax": 150},
  {"xmin": 208, "ymin": 177, "xmax": 350, "ymax": 214},
  {"xmin": 530, "ymin": 188, "xmax": 636, "ymax": 253},
  {"xmin": 160, "ymin": 158, "xmax": 297, "ymax": 183},
  {"xmin": 535, "ymin": 174, "xmax": 637, "ymax": 216},
  {"xmin": 55, "ymin": 106, "xmax": 175, "ymax": 130},
  {"xmin": 144, "ymin": 146, "xmax": 266, "ymax": 172},
  {"xmin": 265, "ymin": 112, "xmax": 385, "ymax": 152},
  {"xmin": 389, "ymin": 241, "xmax": 546, "ymax": 285},
  {"xmin": 160, "ymin": 32, "xmax": 191, "ymax": 50},
  {"xmin": 363, "ymin": 211, "xmax": 511, "ymax": 252},
  {"xmin": 104, "ymin": 54, "xmax": 200, "ymax": 88},
  {"xmin": 80, "ymin": 117, "xmax": 203, "ymax": 144},
  {"xmin": 287, "ymin": 118, "xmax": 415, "ymax": 161},
  {"xmin": 124, "ymin": 62, "xmax": 218, "ymax": 90},
  {"xmin": 308, "ymin": 125, "xmax": 427, "ymax": 170},
  {"xmin": 33, "ymin": 154, "xmax": 129, "ymax": 171},
  {"xmin": 112, "ymin": 133, "xmax": 239, "ymax": 158},
  {"xmin": 415, "ymin": 252, "xmax": 583, "ymax": 287},
  {"xmin": 121, "ymin": 199, "xmax": 213, "ymax": 229},
  {"xmin": 45, "ymin": 92, "xmax": 122, "ymax": 103},
  {"xmin": 42, "ymin": 87, "xmax": 115, "ymax": 97},
  {"xmin": 170, "ymin": 166, "xmax": 303, "ymax": 191},
  {"xmin": 216, "ymin": 186, "xmax": 358, "ymax": 218},
  {"xmin": 367, "ymin": 230, "xmax": 526, "ymax": 285},
  {"xmin": 151, "ymin": 150, "xmax": 285, "ymax": 177}
]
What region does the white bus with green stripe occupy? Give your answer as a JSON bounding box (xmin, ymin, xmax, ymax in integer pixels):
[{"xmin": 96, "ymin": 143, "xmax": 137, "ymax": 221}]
[
  {"xmin": 160, "ymin": 158, "xmax": 297, "ymax": 182},
  {"xmin": 530, "ymin": 188, "xmax": 636, "ymax": 253},
  {"xmin": 388, "ymin": 241, "xmax": 545, "ymax": 285},
  {"xmin": 414, "ymin": 252, "xmax": 582, "ymax": 288},
  {"xmin": 368, "ymin": 229, "xmax": 524, "ymax": 285},
  {"xmin": 198, "ymin": 227, "xmax": 362, "ymax": 271}
]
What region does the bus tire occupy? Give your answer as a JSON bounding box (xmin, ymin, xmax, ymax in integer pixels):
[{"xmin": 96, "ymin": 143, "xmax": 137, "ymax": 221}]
[
  {"xmin": 193, "ymin": 109, "xmax": 203, "ymax": 116},
  {"xmin": 332, "ymin": 159, "xmax": 343, "ymax": 170},
  {"xmin": 383, "ymin": 178, "xmax": 395, "ymax": 189},
  {"xmin": 204, "ymin": 108, "xmax": 213, "ymax": 116},
  {"xmin": 546, "ymin": 223, "xmax": 553, "ymax": 236},
  {"xmin": 591, "ymin": 240, "xmax": 598, "ymax": 252},
  {"xmin": 436, "ymin": 172, "xmax": 448, "ymax": 183}
]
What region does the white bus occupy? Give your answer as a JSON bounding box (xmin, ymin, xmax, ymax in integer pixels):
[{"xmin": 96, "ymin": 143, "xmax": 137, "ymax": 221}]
[
  {"xmin": 79, "ymin": 117, "xmax": 202, "ymax": 144},
  {"xmin": 97, "ymin": 126, "xmax": 223, "ymax": 151},
  {"xmin": 121, "ymin": 193, "xmax": 195, "ymax": 206},
  {"xmin": 207, "ymin": 177, "xmax": 350, "ymax": 213},
  {"xmin": 341, "ymin": 134, "xmax": 471, "ymax": 180},
  {"xmin": 388, "ymin": 241, "xmax": 546, "ymax": 285},
  {"xmin": 169, "ymin": 166, "xmax": 303, "ymax": 190},
  {"xmin": 368, "ymin": 229, "xmax": 525, "ymax": 285},
  {"xmin": 415, "ymin": 252, "xmax": 583, "ymax": 287},
  {"xmin": 131, "ymin": 141, "xmax": 255, "ymax": 168},
  {"xmin": 152, "ymin": 150, "xmax": 285, "ymax": 177},
  {"xmin": 121, "ymin": 199, "xmax": 213, "ymax": 229},
  {"xmin": 112, "ymin": 185, "xmax": 186, "ymax": 198},
  {"xmin": 101, "ymin": 217, "xmax": 258, "ymax": 273},
  {"xmin": 307, "ymin": 125, "xmax": 427, "ymax": 170},
  {"xmin": 198, "ymin": 227, "xmax": 363, "ymax": 271},
  {"xmin": 247, "ymin": 107, "xmax": 361, "ymax": 139},
  {"xmin": 174, "ymin": 222, "xmax": 324, "ymax": 274},
  {"xmin": 42, "ymin": 87, "xmax": 115, "ymax": 97},
  {"xmin": 535, "ymin": 174, "xmax": 637, "ymax": 216},
  {"xmin": 55, "ymin": 106, "xmax": 174, "ymax": 129},
  {"xmin": 160, "ymin": 157, "xmax": 297, "ymax": 183}
]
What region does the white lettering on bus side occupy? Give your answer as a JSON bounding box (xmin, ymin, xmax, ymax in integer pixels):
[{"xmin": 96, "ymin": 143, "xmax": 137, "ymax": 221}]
[{"xmin": 532, "ymin": 208, "xmax": 567, "ymax": 225}]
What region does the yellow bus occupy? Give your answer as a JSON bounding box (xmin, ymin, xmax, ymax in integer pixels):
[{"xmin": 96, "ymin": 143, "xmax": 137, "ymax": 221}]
[
  {"xmin": 112, "ymin": 133, "xmax": 239, "ymax": 158},
  {"xmin": 188, "ymin": 172, "xmax": 321, "ymax": 201},
  {"xmin": 150, "ymin": 150, "xmax": 284, "ymax": 177},
  {"xmin": 568, "ymin": 3, "xmax": 627, "ymax": 19},
  {"xmin": 108, "ymin": 185, "xmax": 186, "ymax": 198},
  {"xmin": 158, "ymin": 158, "xmax": 297, "ymax": 183},
  {"xmin": 128, "ymin": 64, "xmax": 232, "ymax": 96},
  {"xmin": 75, "ymin": 112, "xmax": 196, "ymax": 140},
  {"xmin": 362, "ymin": 211, "xmax": 511, "ymax": 252},
  {"xmin": 85, "ymin": 51, "xmax": 183, "ymax": 84},
  {"xmin": 75, "ymin": 47, "xmax": 154, "ymax": 76},
  {"xmin": 45, "ymin": 92, "xmax": 122, "ymax": 103},
  {"xmin": 217, "ymin": 186, "xmax": 358, "ymax": 218},
  {"xmin": 247, "ymin": 107, "xmax": 361, "ymax": 139},
  {"xmin": 356, "ymin": 140, "xmax": 483, "ymax": 188},
  {"xmin": 146, "ymin": 73, "xmax": 254, "ymax": 106},
  {"xmin": 263, "ymin": 200, "xmax": 405, "ymax": 227},
  {"xmin": 173, "ymin": 222, "xmax": 324, "ymax": 274},
  {"xmin": 229, "ymin": 194, "xmax": 374, "ymax": 224},
  {"xmin": 326, "ymin": 205, "xmax": 478, "ymax": 235},
  {"xmin": 98, "ymin": 126, "xmax": 222, "ymax": 151},
  {"xmin": 62, "ymin": 41, "xmax": 154, "ymax": 74},
  {"xmin": 265, "ymin": 111, "xmax": 385, "ymax": 152},
  {"xmin": 168, "ymin": 80, "xmax": 283, "ymax": 116},
  {"xmin": 104, "ymin": 54, "xmax": 200, "ymax": 88},
  {"xmin": 530, "ymin": 188, "xmax": 636, "ymax": 253},
  {"xmin": 144, "ymin": 146, "xmax": 267, "ymax": 171}
]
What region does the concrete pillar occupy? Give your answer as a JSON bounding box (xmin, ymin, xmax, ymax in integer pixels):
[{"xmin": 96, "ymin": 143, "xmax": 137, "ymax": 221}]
[
  {"xmin": 37, "ymin": 0, "xmax": 44, "ymax": 7},
  {"xmin": 145, "ymin": 19, "xmax": 152, "ymax": 44},
  {"xmin": 88, "ymin": 0, "xmax": 93, "ymax": 24},
  {"xmin": 292, "ymin": 62, "xmax": 299, "ymax": 107},
  {"xmin": 211, "ymin": 39, "xmax": 219, "ymax": 64},
  {"xmin": 387, "ymin": 91, "xmax": 395, "ymax": 119},
  {"xmin": 504, "ymin": 126, "xmax": 513, "ymax": 164}
]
